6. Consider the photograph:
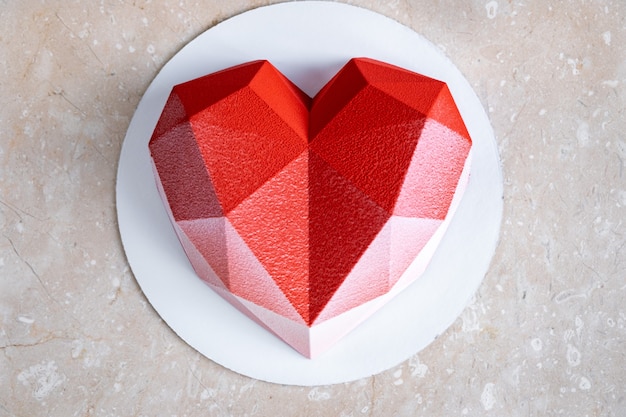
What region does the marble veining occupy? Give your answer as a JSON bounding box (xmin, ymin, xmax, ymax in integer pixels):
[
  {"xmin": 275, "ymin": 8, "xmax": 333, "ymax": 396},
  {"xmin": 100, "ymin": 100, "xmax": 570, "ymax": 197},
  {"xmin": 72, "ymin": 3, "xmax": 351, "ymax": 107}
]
[{"xmin": 0, "ymin": 1, "xmax": 624, "ymax": 416}]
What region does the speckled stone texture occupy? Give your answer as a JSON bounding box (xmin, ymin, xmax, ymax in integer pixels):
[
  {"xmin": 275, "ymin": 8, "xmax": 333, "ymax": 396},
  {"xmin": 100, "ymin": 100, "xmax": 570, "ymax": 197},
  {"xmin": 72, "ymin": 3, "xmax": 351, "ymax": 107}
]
[{"xmin": 0, "ymin": 1, "xmax": 624, "ymax": 416}]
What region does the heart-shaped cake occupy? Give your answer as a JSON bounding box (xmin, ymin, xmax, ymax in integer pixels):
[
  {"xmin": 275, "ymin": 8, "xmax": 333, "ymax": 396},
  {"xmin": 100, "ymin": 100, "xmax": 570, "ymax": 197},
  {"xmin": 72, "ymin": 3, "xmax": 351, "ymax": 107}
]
[{"xmin": 149, "ymin": 58, "xmax": 472, "ymax": 358}]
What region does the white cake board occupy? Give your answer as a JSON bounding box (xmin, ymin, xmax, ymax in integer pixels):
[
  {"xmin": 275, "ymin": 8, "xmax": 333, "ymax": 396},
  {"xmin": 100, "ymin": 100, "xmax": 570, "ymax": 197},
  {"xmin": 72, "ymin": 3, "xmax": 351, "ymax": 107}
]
[{"xmin": 116, "ymin": 1, "xmax": 502, "ymax": 386}]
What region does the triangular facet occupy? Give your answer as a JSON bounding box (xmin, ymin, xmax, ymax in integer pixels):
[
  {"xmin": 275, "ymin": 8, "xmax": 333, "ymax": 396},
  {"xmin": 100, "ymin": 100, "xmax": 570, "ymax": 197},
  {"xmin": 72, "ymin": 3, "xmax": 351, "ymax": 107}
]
[
  {"xmin": 394, "ymin": 119, "xmax": 472, "ymax": 219},
  {"xmin": 152, "ymin": 92, "xmax": 187, "ymax": 139},
  {"xmin": 149, "ymin": 121, "xmax": 223, "ymax": 220},
  {"xmin": 428, "ymin": 84, "xmax": 470, "ymax": 140},
  {"xmin": 308, "ymin": 151, "xmax": 390, "ymax": 324},
  {"xmin": 313, "ymin": 220, "xmax": 391, "ymax": 324},
  {"xmin": 354, "ymin": 57, "xmax": 446, "ymax": 118},
  {"xmin": 311, "ymin": 85, "xmax": 426, "ymax": 214},
  {"xmin": 308, "ymin": 58, "xmax": 368, "ymax": 139},
  {"xmin": 173, "ymin": 61, "xmax": 266, "ymax": 116},
  {"xmin": 189, "ymin": 87, "xmax": 307, "ymax": 214},
  {"xmin": 178, "ymin": 218, "xmax": 229, "ymax": 286},
  {"xmin": 174, "ymin": 222, "xmax": 227, "ymax": 290},
  {"xmin": 227, "ymin": 152, "xmax": 311, "ymax": 323},
  {"xmin": 249, "ymin": 61, "xmax": 311, "ymax": 141},
  {"xmin": 234, "ymin": 295, "xmax": 312, "ymax": 357},
  {"xmin": 224, "ymin": 219, "xmax": 306, "ymax": 324},
  {"xmin": 389, "ymin": 216, "xmax": 443, "ymax": 287}
]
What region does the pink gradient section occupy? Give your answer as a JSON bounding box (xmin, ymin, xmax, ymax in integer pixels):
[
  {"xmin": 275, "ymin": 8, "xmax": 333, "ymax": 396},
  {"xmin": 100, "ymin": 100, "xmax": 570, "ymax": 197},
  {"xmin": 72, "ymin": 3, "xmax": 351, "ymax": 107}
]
[
  {"xmin": 227, "ymin": 152, "xmax": 310, "ymax": 323},
  {"xmin": 234, "ymin": 296, "xmax": 313, "ymax": 357},
  {"xmin": 176, "ymin": 218, "xmax": 305, "ymax": 324},
  {"xmin": 389, "ymin": 217, "xmax": 443, "ymax": 287},
  {"xmin": 312, "ymin": 221, "xmax": 391, "ymax": 324},
  {"xmin": 178, "ymin": 218, "xmax": 229, "ymax": 285},
  {"xmin": 394, "ymin": 119, "xmax": 471, "ymax": 218},
  {"xmin": 173, "ymin": 221, "xmax": 227, "ymax": 290},
  {"xmin": 223, "ymin": 219, "xmax": 305, "ymax": 324},
  {"xmin": 313, "ymin": 216, "xmax": 443, "ymax": 325}
]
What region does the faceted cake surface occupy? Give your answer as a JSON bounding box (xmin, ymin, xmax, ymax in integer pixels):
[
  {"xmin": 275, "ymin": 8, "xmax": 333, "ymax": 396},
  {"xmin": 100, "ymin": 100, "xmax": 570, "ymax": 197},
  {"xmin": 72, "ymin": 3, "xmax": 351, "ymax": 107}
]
[{"xmin": 149, "ymin": 58, "xmax": 472, "ymax": 357}]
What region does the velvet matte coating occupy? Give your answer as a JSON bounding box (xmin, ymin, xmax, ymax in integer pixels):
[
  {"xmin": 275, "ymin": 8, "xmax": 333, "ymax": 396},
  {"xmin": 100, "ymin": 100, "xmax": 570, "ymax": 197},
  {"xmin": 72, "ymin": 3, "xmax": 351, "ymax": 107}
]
[
  {"xmin": 228, "ymin": 152, "xmax": 311, "ymax": 322},
  {"xmin": 150, "ymin": 121, "xmax": 223, "ymax": 220},
  {"xmin": 310, "ymin": 85, "xmax": 426, "ymax": 214},
  {"xmin": 178, "ymin": 61, "xmax": 309, "ymax": 214},
  {"xmin": 307, "ymin": 151, "xmax": 390, "ymax": 323},
  {"xmin": 149, "ymin": 58, "xmax": 472, "ymax": 357},
  {"xmin": 393, "ymin": 119, "xmax": 472, "ymax": 218}
]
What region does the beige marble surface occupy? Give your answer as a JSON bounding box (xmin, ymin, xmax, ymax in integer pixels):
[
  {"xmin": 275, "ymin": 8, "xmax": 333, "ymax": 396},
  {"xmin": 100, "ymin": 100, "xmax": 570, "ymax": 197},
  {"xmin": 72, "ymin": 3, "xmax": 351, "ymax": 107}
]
[{"xmin": 0, "ymin": 1, "xmax": 624, "ymax": 415}]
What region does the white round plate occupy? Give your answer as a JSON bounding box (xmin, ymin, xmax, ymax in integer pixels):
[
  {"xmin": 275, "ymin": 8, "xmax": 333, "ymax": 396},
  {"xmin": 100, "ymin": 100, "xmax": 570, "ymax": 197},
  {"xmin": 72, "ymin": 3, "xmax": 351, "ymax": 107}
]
[{"xmin": 116, "ymin": 1, "xmax": 502, "ymax": 386}]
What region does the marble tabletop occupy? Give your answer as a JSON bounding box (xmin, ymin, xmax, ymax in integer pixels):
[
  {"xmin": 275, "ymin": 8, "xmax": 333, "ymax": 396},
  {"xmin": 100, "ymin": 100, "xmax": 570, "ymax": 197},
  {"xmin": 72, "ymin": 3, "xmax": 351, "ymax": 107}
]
[{"xmin": 1, "ymin": 1, "xmax": 624, "ymax": 416}]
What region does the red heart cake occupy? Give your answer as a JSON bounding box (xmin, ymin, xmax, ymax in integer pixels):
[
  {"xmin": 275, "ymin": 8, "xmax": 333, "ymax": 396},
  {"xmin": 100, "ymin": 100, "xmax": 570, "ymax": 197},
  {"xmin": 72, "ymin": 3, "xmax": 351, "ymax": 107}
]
[{"xmin": 149, "ymin": 58, "xmax": 472, "ymax": 358}]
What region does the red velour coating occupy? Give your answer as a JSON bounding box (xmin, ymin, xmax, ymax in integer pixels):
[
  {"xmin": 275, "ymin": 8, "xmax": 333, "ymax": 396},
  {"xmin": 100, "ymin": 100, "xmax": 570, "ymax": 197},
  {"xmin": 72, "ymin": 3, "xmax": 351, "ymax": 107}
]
[
  {"xmin": 178, "ymin": 218, "xmax": 229, "ymax": 286},
  {"xmin": 393, "ymin": 119, "xmax": 472, "ymax": 218},
  {"xmin": 227, "ymin": 152, "xmax": 311, "ymax": 322},
  {"xmin": 150, "ymin": 121, "xmax": 223, "ymax": 220},
  {"xmin": 176, "ymin": 61, "xmax": 309, "ymax": 214},
  {"xmin": 173, "ymin": 61, "xmax": 267, "ymax": 117},
  {"xmin": 310, "ymin": 84, "xmax": 426, "ymax": 214},
  {"xmin": 149, "ymin": 58, "xmax": 472, "ymax": 354},
  {"xmin": 427, "ymin": 84, "xmax": 471, "ymax": 140},
  {"xmin": 307, "ymin": 151, "xmax": 389, "ymax": 323}
]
